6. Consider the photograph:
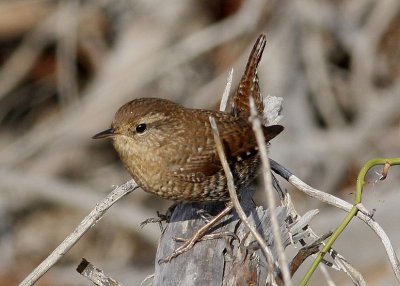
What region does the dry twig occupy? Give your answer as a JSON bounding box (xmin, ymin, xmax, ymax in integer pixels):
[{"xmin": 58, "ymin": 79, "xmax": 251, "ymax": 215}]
[
  {"xmin": 76, "ymin": 258, "xmax": 122, "ymax": 286},
  {"xmin": 19, "ymin": 180, "xmax": 138, "ymax": 286},
  {"xmin": 271, "ymin": 160, "xmax": 400, "ymax": 283},
  {"xmin": 248, "ymin": 97, "xmax": 292, "ymax": 286},
  {"xmin": 209, "ymin": 116, "xmax": 277, "ymax": 283}
]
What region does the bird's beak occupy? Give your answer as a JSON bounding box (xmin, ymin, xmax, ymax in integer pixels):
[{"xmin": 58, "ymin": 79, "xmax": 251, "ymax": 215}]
[{"xmin": 92, "ymin": 128, "xmax": 115, "ymax": 139}]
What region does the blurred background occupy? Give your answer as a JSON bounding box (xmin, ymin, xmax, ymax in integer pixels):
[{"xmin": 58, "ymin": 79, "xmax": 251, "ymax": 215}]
[{"xmin": 0, "ymin": 0, "xmax": 399, "ymax": 285}]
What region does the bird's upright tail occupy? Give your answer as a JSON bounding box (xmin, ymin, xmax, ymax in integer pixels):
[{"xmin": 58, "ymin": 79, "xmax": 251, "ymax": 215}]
[{"xmin": 232, "ymin": 34, "xmax": 266, "ymax": 118}]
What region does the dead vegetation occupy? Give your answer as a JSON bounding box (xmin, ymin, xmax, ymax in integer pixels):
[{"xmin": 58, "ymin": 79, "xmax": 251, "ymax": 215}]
[{"xmin": 1, "ymin": 0, "xmax": 400, "ymax": 285}]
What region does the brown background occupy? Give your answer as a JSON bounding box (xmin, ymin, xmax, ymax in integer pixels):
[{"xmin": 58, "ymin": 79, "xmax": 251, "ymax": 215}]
[{"xmin": 0, "ymin": 0, "xmax": 399, "ymax": 285}]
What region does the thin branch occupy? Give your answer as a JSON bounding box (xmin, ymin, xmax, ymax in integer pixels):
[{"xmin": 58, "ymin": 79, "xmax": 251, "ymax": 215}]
[
  {"xmin": 76, "ymin": 258, "xmax": 122, "ymax": 286},
  {"xmin": 0, "ymin": 169, "xmax": 159, "ymax": 244},
  {"xmin": 249, "ymin": 97, "xmax": 292, "ymax": 286},
  {"xmin": 209, "ymin": 116, "xmax": 277, "ymax": 283},
  {"xmin": 219, "ymin": 68, "xmax": 234, "ymax": 112},
  {"xmin": 318, "ymin": 263, "xmax": 336, "ymax": 286},
  {"xmin": 331, "ymin": 252, "xmax": 367, "ymax": 286},
  {"xmin": 157, "ymin": 203, "xmax": 234, "ymax": 264},
  {"xmin": 19, "ymin": 180, "xmax": 138, "ymax": 286},
  {"xmin": 275, "ymin": 172, "xmax": 362, "ymax": 282},
  {"xmin": 270, "ymin": 159, "xmax": 400, "ymax": 283}
]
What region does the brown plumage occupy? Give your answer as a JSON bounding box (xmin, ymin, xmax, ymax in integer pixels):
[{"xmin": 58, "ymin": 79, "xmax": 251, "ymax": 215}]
[
  {"xmin": 93, "ymin": 98, "xmax": 282, "ymax": 202},
  {"xmin": 232, "ymin": 34, "xmax": 266, "ymax": 118},
  {"xmin": 93, "ymin": 34, "xmax": 283, "ymax": 202}
]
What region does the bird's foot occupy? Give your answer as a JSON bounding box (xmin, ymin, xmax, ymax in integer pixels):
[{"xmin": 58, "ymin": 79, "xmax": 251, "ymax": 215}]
[
  {"xmin": 158, "ymin": 203, "xmax": 234, "ymax": 264},
  {"xmin": 140, "ymin": 204, "xmax": 177, "ymax": 231}
]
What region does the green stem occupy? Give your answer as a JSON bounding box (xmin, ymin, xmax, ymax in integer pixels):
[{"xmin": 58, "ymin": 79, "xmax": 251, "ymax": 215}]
[{"xmin": 300, "ymin": 158, "xmax": 400, "ymax": 286}]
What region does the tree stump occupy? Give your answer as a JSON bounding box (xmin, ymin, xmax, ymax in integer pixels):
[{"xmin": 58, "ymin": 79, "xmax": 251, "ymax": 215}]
[{"xmin": 153, "ymin": 189, "xmax": 289, "ymax": 285}]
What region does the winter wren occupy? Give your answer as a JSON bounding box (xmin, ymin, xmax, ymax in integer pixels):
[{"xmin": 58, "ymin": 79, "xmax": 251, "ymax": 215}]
[
  {"xmin": 93, "ymin": 98, "xmax": 282, "ymax": 202},
  {"xmin": 93, "ymin": 34, "xmax": 283, "ymax": 203}
]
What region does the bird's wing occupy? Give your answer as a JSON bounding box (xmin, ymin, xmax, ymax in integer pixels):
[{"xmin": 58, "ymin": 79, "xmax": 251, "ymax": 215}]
[{"xmin": 169, "ymin": 112, "xmax": 283, "ymax": 183}]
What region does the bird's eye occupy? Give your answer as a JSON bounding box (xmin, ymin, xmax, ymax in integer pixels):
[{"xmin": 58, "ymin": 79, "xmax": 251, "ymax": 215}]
[{"xmin": 135, "ymin": 123, "xmax": 147, "ymax": 134}]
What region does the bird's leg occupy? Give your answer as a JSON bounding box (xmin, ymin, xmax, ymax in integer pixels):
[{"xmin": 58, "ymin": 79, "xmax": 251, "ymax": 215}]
[
  {"xmin": 174, "ymin": 231, "xmax": 238, "ymax": 243},
  {"xmin": 195, "ymin": 208, "xmax": 215, "ymax": 223},
  {"xmin": 140, "ymin": 203, "xmax": 177, "ymax": 231},
  {"xmin": 158, "ymin": 203, "xmax": 234, "ymax": 264}
]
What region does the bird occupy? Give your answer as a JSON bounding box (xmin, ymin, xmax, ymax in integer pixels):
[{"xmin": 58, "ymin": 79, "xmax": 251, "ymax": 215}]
[
  {"xmin": 92, "ymin": 97, "xmax": 283, "ymax": 202},
  {"xmin": 93, "ymin": 34, "xmax": 283, "ymax": 203}
]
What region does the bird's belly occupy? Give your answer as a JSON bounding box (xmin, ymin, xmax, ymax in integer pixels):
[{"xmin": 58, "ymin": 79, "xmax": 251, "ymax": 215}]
[{"xmin": 123, "ymin": 152, "xmax": 260, "ymax": 203}]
